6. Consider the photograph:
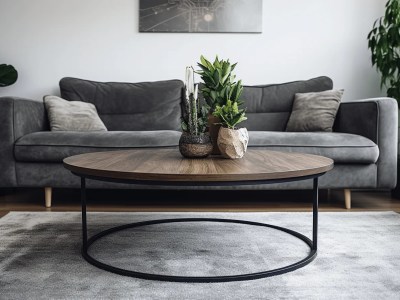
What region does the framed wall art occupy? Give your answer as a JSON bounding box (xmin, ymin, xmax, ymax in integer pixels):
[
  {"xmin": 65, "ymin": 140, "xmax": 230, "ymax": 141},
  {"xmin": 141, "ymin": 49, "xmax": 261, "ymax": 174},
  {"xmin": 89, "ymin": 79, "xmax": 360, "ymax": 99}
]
[{"xmin": 139, "ymin": 0, "xmax": 262, "ymax": 33}]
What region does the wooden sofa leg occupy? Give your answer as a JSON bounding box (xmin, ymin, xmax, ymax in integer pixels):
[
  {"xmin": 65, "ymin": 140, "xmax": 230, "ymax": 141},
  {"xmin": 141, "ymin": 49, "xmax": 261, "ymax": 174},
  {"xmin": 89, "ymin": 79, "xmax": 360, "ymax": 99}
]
[
  {"xmin": 45, "ymin": 187, "xmax": 52, "ymax": 208},
  {"xmin": 327, "ymin": 189, "xmax": 331, "ymax": 200},
  {"xmin": 344, "ymin": 189, "xmax": 351, "ymax": 209}
]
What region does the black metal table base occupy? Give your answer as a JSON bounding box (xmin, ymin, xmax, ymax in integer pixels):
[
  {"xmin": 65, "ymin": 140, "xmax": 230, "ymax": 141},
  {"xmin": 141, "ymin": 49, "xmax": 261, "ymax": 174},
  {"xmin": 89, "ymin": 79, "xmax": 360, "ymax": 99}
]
[{"xmin": 80, "ymin": 177, "xmax": 320, "ymax": 283}]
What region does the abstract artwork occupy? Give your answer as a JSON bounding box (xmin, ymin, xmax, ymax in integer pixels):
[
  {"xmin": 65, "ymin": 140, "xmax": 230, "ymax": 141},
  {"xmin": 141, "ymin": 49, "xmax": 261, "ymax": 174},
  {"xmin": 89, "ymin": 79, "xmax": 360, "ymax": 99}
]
[{"xmin": 139, "ymin": 0, "xmax": 262, "ymax": 33}]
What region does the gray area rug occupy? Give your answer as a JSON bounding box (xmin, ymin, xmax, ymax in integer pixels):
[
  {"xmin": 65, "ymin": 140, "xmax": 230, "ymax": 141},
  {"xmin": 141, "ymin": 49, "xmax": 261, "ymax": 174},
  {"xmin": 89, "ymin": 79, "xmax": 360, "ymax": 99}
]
[{"xmin": 0, "ymin": 212, "xmax": 400, "ymax": 299}]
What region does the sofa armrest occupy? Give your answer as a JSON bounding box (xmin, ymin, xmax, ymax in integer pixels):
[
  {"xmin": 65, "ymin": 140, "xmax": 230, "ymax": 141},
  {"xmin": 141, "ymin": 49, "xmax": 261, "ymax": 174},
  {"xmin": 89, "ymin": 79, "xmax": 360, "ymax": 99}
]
[
  {"xmin": 333, "ymin": 98, "xmax": 398, "ymax": 188},
  {"xmin": 0, "ymin": 97, "xmax": 48, "ymax": 187}
]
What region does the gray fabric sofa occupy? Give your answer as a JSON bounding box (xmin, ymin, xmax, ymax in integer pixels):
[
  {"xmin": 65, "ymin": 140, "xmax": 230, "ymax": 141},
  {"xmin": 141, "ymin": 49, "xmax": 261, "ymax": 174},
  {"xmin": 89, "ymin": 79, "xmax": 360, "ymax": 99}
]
[{"xmin": 0, "ymin": 76, "xmax": 397, "ymax": 209}]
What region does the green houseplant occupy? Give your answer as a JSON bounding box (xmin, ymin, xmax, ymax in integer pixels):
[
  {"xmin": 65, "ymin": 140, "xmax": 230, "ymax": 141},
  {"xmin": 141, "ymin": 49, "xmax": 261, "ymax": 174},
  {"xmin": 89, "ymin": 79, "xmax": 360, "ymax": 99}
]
[
  {"xmin": 0, "ymin": 64, "xmax": 18, "ymax": 87},
  {"xmin": 197, "ymin": 55, "xmax": 244, "ymax": 154},
  {"xmin": 213, "ymin": 100, "xmax": 248, "ymax": 159},
  {"xmin": 179, "ymin": 67, "xmax": 212, "ymax": 158},
  {"xmin": 367, "ymin": 0, "xmax": 400, "ymax": 101},
  {"xmin": 213, "ymin": 99, "xmax": 247, "ymax": 130},
  {"xmin": 197, "ymin": 55, "xmax": 243, "ymax": 109}
]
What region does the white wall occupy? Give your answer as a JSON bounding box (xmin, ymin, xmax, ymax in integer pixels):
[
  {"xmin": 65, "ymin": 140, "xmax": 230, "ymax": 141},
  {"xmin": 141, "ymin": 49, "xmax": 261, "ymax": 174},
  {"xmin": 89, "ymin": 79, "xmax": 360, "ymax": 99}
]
[{"xmin": 0, "ymin": 0, "xmax": 386, "ymax": 101}]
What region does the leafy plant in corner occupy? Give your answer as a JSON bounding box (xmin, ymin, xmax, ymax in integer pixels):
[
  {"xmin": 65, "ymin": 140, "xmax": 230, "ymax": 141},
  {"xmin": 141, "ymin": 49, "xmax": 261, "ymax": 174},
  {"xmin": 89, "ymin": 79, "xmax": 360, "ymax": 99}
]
[
  {"xmin": 181, "ymin": 67, "xmax": 209, "ymax": 136},
  {"xmin": 0, "ymin": 64, "xmax": 18, "ymax": 87},
  {"xmin": 213, "ymin": 99, "xmax": 247, "ymax": 129},
  {"xmin": 196, "ymin": 55, "xmax": 243, "ymax": 109},
  {"xmin": 367, "ymin": 0, "xmax": 400, "ymax": 101}
]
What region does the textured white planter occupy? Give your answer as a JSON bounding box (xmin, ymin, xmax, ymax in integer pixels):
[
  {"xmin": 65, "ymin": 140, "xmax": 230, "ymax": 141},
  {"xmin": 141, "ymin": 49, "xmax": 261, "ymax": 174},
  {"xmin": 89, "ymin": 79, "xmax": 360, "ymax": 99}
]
[{"xmin": 217, "ymin": 127, "xmax": 249, "ymax": 159}]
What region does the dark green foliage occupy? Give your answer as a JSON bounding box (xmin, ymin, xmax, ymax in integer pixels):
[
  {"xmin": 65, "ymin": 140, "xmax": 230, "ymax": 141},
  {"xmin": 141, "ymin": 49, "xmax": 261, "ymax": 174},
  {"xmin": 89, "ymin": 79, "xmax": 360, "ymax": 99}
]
[
  {"xmin": 197, "ymin": 55, "xmax": 243, "ymax": 108},
  {"xmin": 181, "ymin": 98, "xmax": 209, "ymax": 135},
  {"xmin": 0, "ymin": 64, "xmax": 18, "ymax": 87},
  {"xmin": 367, "ymin": 0, "xmax": 400, "ymax": 101}
]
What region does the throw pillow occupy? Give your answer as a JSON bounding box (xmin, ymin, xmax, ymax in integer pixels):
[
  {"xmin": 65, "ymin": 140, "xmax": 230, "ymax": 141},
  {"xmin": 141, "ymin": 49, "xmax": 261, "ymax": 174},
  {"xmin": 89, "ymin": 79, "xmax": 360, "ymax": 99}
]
[
  {"xmin": 286, "ymin": 89, "xmax": 344, "ymax": 132},
  {"xmin": 44, "ymin": 95, "xmax": 107, "ymax": 131}
]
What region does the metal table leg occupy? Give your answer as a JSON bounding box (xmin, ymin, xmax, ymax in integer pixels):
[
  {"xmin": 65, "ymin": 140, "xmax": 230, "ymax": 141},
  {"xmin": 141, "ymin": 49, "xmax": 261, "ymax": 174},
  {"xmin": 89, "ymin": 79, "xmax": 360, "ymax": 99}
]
[
  {"xmin": 81, "ymin": 177, "xmax": 87, "ymax": 251},
  {"xmin": 313, "ymin": 177, "xmax": 318, "ymax": 250},
  {"xmin": 78, "ymin": 176, "xmax": 320, "ymax": 282}
]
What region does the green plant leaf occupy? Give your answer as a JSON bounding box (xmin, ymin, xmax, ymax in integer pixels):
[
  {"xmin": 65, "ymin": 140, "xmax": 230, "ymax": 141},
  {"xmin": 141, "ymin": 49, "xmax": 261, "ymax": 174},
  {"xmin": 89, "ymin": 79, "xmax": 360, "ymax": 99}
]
[
  {"xmin": 200, "ymin": 55, "xmax": 209, "ymax": 67},
  {"xmin": 210, "ymin": 90, "xmax": 218, "ymax": 101},
  {"xmin": 231, "ymin": 62, "xmax": 238, "ymax": 71},
  {"xmin": 181, "ymin": 121, "xmax": 188, "ymax": 132},
  {"xmin": 213, "ymin": 70, "xmax": 220, "ymax": 86},
  {"xmin": 214, "ymin": 57, "xmax": 221, "ymax": 69},
  {"xmin": 367, "ymin": 0, "xmax": 400, "ymax": 102}
]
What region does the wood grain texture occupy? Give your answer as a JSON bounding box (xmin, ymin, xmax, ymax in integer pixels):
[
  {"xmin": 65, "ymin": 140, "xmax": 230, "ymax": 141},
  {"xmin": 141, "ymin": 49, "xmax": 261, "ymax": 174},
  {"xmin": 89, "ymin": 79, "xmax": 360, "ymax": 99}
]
[{"xmin": 63, "ymin": 149, "xmax": 333, "ymax": 182}]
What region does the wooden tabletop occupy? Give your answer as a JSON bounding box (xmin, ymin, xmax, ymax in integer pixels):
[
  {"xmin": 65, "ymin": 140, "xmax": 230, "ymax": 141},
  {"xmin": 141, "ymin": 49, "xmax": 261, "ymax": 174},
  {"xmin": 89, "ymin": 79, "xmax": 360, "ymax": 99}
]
[{"xmin": 63, "ymin": 149, "xmax": 333, "ymax": 183}]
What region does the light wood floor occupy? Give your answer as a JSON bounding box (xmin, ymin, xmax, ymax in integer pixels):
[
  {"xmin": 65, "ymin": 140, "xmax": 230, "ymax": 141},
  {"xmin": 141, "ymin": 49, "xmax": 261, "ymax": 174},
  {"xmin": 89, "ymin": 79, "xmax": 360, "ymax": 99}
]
[{"xmin": 1, "ymin": 188, "xmax": 400, "ymax": 218}]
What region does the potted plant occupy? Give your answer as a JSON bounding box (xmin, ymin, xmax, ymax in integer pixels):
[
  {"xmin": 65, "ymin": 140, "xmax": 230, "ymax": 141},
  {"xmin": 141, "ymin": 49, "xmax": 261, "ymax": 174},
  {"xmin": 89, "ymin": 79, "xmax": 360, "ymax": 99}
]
[
  {"xmin": 0, "ymin": 64, "xmax": 18, "ymax": 87},
  {"xmin": 213, "ymin": 99, "xmax": 248, "ymax": 159},
  {"xmin": 368, "ymin": 0, "xmax": 400, "ymax": 197},
  {"xmin": 367, "ymin": 0, "xmax": 400, "ymax": 101},
  {"xmin": 179, "ymin": 67, "xmax": 213, "ymax": 158},
  {"xmin": 196, "ymin": 55, "xmax": 243, "ymax": 154}
]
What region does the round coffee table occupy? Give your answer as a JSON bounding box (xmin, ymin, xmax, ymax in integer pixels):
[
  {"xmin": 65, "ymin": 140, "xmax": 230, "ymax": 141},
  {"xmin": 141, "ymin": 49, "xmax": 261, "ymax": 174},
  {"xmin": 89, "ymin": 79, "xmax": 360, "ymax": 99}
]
[{"xmin": 63, "ymin": 149, "xmax": 333, "ymax": 282}]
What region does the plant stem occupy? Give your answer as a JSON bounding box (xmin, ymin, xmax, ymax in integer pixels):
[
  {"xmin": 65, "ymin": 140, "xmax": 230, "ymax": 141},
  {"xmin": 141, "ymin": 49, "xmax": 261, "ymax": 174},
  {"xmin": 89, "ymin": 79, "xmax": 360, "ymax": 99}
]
[{"xmin": 190, "ymin": 94, "xmax": 198, "ymax": 135}]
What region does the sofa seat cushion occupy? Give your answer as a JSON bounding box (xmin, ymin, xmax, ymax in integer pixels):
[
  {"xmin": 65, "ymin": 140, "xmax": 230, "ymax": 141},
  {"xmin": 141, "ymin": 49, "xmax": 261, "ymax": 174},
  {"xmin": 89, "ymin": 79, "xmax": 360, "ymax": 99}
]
[
  {"xmin": 248, "ymin": 132, "xmax": 379, "ymax": 164},
  {"xmin": 15, "ymin": 131, "xmax": 181, "ymax": 163}
]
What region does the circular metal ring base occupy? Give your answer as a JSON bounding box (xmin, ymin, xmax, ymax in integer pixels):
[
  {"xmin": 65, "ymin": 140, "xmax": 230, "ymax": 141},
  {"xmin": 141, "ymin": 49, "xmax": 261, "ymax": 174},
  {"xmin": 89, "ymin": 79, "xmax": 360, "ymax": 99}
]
[{"xmin": 82, "ymin": 218, "xmax": 317, "ymax": 283}]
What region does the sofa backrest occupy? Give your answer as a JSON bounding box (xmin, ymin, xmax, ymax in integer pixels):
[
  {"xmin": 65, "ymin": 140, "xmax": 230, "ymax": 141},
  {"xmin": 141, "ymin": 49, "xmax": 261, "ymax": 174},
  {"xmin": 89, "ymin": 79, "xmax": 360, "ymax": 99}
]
[
  {"xmin": 59, "ymin": 76, "xmax": 333, "ymax": 132},
  {"xmin": 241, "ymin": 76, "xmax": 333, "ymax": 131},
  {"xmin": 59, "ymin": 77, "xmax": 184, "ymax": 131}
]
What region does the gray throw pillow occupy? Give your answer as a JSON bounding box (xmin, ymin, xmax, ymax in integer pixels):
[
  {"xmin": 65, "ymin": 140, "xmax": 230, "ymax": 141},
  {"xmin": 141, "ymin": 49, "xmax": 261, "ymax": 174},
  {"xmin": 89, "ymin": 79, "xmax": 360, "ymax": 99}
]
[
  {"xmin": 286, "ymin": 89, "xmax": 344, "ymax": 132},
  {"xmin": 44, "ymin": 95, "xmax": 107, "ymax": 131}
]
